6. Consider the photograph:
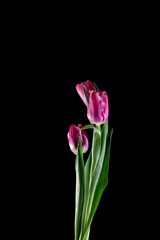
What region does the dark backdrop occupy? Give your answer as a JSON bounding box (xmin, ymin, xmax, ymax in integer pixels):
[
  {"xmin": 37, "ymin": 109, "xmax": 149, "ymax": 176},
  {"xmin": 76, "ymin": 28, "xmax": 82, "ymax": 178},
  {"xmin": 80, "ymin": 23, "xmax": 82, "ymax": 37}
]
[
  {"xmin": 27, "ymin": 68, "xmax": 141, "ymax": 237},
  {"xmin": 24, "ymin": 66, "xmax": 145, "ymax": 239},
  {"xmin": 16, "ymin": 48, "xmax": 151, "ymax": 239},
  {"xmin": 18, "ymin": 19, "xmax": 151, "ymax": 236},
  {"xmin": 58, "ymin": 72, "xmax": 139, "ymax": 239},
  {"xmin": 6, "ymin": 7, "xmax": 154, "ymax": 239}
]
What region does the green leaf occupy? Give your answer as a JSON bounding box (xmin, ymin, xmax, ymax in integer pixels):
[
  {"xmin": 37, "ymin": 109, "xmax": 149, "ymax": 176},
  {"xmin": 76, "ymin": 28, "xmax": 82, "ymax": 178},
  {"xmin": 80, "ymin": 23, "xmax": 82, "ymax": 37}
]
[
  {"xmin": 91, "ymin": 128, "xmax": 101, "ymax": 176},
  {"xmin": 82, "ymin": 226, "xmax": 90, "ymax": 240},
  {"xmin": 75, "ymin": 138, "xmax": 85, "ymax": 240},
  {"xmin": 81, "ymin": 121, "xmax": 109, "ymax": 239},
  {"xmin": 86, "ymin": 129, "xmax": 113, "ymax": 230},
  {"xmin": 80, "ymin": 127, "xmax": 101, "ymax": 240},
  {"xmin": 89, "ymin": 120, "xmax": 109, "ymax": 206},
  {"xmin": 82, "ymin": 86, "xmax": 89, "ymax": 107},
  {"xmin": 79, "ymin": 150, "xmax": 92, "ymax": 239},
  {"xmin": 93, "ymin": 82, "xmax": 100, "ymax": 91}
]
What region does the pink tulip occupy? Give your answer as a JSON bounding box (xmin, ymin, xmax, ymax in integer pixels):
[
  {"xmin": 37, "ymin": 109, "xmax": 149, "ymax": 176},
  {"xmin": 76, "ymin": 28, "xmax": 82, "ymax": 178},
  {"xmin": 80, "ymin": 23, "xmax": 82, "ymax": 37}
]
[
  {"xmin": 76, "ymin": 80, "xmax": 96, "ymax": 106},
  {"xmin": 67, "ymin": 124, "xmax": 89, "ymax": 154},
  {"xmin": 87, "ymin": 90, "xmax": 109, "ymax": 125}
]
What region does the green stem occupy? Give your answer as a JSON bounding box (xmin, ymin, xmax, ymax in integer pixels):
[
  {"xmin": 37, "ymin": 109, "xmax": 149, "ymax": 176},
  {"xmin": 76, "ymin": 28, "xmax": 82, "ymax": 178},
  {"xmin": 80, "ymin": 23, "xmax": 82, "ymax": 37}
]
[
  {"xmin": 96, "ymin": 124, "xmax": 101, "ymax": 131},
  {"xmin": 81, "ymin": 124, "xmax": 101, "ymax": 239},
  {"xmin": 80, "ymin": 125, "xmax": 100, "ymax": 132},
  {"xmin": 90, "ymin": 124, "xmax": 101, "ymax": 184},
  {"xmin": 84, "ymin": 227, "xmax": 90, "ymax": 240}
]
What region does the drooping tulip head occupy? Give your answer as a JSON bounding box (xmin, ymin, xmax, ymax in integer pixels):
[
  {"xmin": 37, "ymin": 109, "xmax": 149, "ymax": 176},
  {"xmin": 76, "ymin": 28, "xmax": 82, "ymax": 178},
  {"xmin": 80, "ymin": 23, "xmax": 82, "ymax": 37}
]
[
  {"xmin": 87, "ymin": 90, "xmax": 109, "ymax": 125},
  {"xmin": 76, "ymin": 80, "xmax": 96, "ymax": 106},
  {"xmin": 67, "ymin": 124, "xmax": 89, "ymax": 154}
]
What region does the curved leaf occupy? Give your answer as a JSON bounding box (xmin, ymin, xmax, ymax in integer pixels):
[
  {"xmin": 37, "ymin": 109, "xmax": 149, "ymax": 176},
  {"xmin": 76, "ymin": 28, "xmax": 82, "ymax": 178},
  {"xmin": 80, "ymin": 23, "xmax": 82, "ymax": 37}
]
[
  {"xmin": 75, "ymin": 138, "xmax": 85, "ymax": 240},
  {"xmin": 81, "ymin": 121, "xmax": 109, "ymax": 239},
  {"xmin": 91, "ymin": 128, "xmax": 101, "ymax": 176},
  {"xmin": 79, "ymin": 150, "xmax": 92, "ymax": 239},
  {"xmin": 88, "ymin": 121, "xmax": 108, "ymax": 211},
  {"xmin": 93, "ymin": 82, "xmax": 100, "ymax": 91},
  {"xmin": 82, "ymin": 86, "xmax": 89, "ymax": 107},
  {"xmin": 86, "ymin": 129, "xmax": 113, "ymax": 231}
]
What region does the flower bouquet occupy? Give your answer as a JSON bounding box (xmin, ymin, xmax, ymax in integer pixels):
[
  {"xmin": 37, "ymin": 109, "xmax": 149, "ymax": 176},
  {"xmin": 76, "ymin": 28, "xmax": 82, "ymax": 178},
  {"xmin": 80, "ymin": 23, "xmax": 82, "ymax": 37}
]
[{"xmin": 68, "ymin": 81, "xmax": 113, "ymax": 240}]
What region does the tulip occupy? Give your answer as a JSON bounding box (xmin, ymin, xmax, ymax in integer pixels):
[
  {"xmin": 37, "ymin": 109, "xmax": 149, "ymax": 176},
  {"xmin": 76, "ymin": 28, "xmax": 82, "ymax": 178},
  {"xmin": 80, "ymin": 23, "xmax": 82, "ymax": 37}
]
[
  {"xmin": 87, "ymin": 90, "xmax": 109, "ymax": 125},
  {"xmin": 76, "ymin": 80, "xmax": 96, "ymax": 106},
  {"xmin": 67, "ymin": 124, "xmax": 89, "ymax": 154}
]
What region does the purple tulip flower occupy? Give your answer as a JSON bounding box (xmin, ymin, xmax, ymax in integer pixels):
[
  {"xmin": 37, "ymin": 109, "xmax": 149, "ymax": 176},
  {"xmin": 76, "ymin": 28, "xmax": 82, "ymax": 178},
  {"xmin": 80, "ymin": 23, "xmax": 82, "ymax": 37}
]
[
  {"xmin": 67, "ymin": 124, "xmax": 89, "ymax": 154},
  {"xmin": 76, "ymin": 80, "xmax": 96, "ymax": 106},
  {"xmin": 87, "ymin": 90, "xmax": 109, "ymax": 125}
]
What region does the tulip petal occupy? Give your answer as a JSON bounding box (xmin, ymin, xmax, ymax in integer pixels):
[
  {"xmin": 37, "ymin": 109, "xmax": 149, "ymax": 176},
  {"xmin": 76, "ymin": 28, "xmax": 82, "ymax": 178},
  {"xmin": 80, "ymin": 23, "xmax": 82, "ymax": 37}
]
[
  {"xmin": 76, "ymin": 80, "xmax": 96, "ymax": 106},
  {"xmin": 78, "ymin": 124, "xmax": 89, "ymax": 153},
  {"xmin": 76, "ymin": 84, "xmax": 88, "ymax": 105},
  {"xmin": 68, "ymin": 124, "xmax": 89, "ymax": 154},
  {"xmin": 68, "ymin": 124, "xmax": 80, "ymax": 154},
  {"xmin": 101, "ymin": 91, "xmax": 109, "ymax": 123},
  {"xmin": 87, "ymin": 91, "xmax": 103, "ymax": 124},
  {"xmin": 83, "ymin": 80, "xmax": 96, "ymax": 91}
]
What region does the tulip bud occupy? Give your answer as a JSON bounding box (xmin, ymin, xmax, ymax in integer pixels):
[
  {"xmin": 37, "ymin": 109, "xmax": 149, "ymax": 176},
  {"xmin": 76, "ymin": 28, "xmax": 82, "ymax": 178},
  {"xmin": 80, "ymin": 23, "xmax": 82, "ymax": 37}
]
[
  {"xmin": 76, "ymin": 80, "xmax": 96, "ymax": 106},
  {"xmin": 67, "ymin": 124, "xmax": 89, "ymax": 154},
  {"xmin": 87, "ymin": 90, "xmax": 109, "ymax": 125}
]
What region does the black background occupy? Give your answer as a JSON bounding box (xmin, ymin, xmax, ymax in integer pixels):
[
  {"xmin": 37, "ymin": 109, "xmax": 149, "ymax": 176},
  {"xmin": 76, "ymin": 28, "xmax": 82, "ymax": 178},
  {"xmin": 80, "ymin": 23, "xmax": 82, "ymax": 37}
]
[
  {"xmin": 11, "ymin": 13, "xmax": 152, "ymax": 237},
  {"xmin": 23, "ymin": 65, "xmax": 146, "ymax": 239},
  {"xmin": 58, "ymin": 71, "xmax": 141, "ymax": 239},
  {"xmin": 3, "ymin": 5, "xmax": 156, "ymax": 238}
]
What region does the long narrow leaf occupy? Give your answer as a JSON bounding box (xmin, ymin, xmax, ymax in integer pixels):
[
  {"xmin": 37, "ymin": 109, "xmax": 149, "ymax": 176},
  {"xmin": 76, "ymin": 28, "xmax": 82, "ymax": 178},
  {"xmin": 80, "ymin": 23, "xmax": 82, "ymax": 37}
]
[
  {"xmin": 85, "ymin": 129, "xmax": 113, "ymax": 232},
  {"xmin": 81, "ymin": 121, "xmax": 109, "ymax": 239},
  {"xmin": 88, "ymin": 121, "xmax": 108, "ymax": 211},
  {"xmin": 82, "ymin": 86, "xmax": 89, "ymax": 107},
  {"xmin": 91, "ymin": 128, "xmax": 101, "ymax": 176},
  {"xmin": 75, "ymin": 138, "xmax": 85, "ymax": 240},
  {"xmin": 93, "ymin": 82, "xmax": 100, "ymax": 91},
  {"xmin": 79, "ymin": 150, "xmax": 92, "ymax": 240},
  {"xmin": 82, "ymin": 226, "xmax": 90, "ymax": 240}
]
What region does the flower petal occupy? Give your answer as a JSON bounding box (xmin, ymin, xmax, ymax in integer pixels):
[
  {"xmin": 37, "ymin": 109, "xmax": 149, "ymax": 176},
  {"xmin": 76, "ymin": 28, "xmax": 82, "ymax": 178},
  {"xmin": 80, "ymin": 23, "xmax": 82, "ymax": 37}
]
[
  {"xmin": 76, "ymin": 80, "xmax": 96, "ymax": 106},
  {"xmin": 87, "ymin": 91, "xmax": 104, "ymax": 124},
  {"xmin": 101, "ymin": 91, "xmax": 109, "ymax": 123},
  {"xmin": 68, "ymin": 124, "xmax": 80, "ymax": 153}
]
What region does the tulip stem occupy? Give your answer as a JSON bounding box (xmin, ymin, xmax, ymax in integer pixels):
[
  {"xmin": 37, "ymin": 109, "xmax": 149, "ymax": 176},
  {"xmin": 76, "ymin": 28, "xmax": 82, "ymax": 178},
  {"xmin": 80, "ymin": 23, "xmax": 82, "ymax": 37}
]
[
  {"xmin": 80, "ymin": 125, "xmax": 95, "ymax": 130},
  {"xmin": 96, "ymin": 124, "xmax": 101, "ymax": 131},
  {"xmin": 80, "ymin": 125, "xmax": 100, "ymax": 133}
]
